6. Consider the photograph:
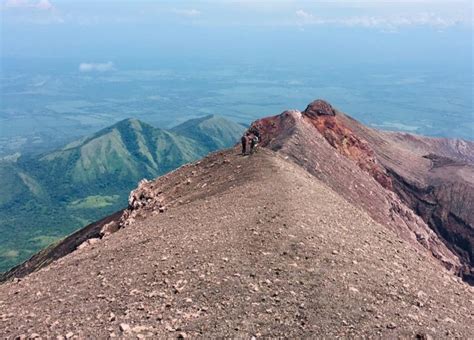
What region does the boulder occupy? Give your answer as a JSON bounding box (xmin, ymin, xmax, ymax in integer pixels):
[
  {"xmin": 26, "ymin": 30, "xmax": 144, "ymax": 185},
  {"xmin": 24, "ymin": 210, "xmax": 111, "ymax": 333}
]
[{"xmin": 303, "ymin": 99, "xmax": 336, "ymax": 117}]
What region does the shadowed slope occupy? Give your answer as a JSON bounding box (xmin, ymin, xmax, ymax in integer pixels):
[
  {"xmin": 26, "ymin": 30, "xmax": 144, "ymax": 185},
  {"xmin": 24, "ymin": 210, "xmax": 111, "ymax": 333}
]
[{"xmin": 335, "ymin": 110, "xmax": 474, "ymax": 282}]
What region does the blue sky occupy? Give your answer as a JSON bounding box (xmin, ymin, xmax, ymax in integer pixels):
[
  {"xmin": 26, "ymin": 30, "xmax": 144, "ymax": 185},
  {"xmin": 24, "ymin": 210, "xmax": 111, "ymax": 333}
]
[
  {"xmin": 0, "ymin": 1, "xmax": 472, "ymax": 141},
  {"xmin": 1, "ymin": 1, "xmax": 472, "ymax": 67},
  {"xmin": 1, "ymin": 0, "xmax": 472, "ymax": 28}
]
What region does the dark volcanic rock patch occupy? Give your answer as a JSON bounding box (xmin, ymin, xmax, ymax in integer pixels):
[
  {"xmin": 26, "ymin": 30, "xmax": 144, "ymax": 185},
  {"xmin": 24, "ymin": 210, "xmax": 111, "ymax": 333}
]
[
  {"xmin": 423, "ymin": 153, "xmax": 458, "ymax": 168},
  {"xmin": 387, "ymin": 166, "xmax": 474, "ymax": 284}
]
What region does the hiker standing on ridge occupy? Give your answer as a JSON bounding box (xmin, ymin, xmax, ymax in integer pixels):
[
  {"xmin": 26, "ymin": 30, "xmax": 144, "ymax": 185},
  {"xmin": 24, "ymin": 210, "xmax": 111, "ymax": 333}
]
[
  {"xmin": 249, "ymin": 127, "xmax": 260, "ymax": 154},
  {"xmin": 249, "ymin": 133, "xmax": 258, "ymax": 154},
  {"xmin": 250, "ymin": 126, "xmax": 261, "ymax": 140},
  {"xmin": 242, "ymin": 126, "xmax": 261, "ymax": 155},
  {"xmin": 241, "ymin": 133, "xmax": 248, "ymax": 155}
]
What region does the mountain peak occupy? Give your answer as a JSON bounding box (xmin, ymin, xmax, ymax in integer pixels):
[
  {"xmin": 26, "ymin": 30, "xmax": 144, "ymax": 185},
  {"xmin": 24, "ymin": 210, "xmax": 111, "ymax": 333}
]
[
  {"xmin": 251, "ymin": 99, "xmax": 473, "ymax": 282},
  {"xmin": 200, "ymin": 113, "xmax": 217, "ymax": 120},
  {"xmin": 117, "ymin": 117, "xmax": 140, "ymax": 124},
  {"xmin": 171, "ymin": 114, "xmax": 244, "ymax": 150},
  {"xmin": 173, "ymin": 114, "xmax": 229, "ymax": 129},
  {"xmin": 303, "ymin": 99, "xmax": 336, "ymax": 117},
  {"xmin": 110, "ymin": 117, "xmax": 147, "ymax": 130},
  {"xmin": 1, "ymin": 100, "xmax": 473, "ymax": 337}
]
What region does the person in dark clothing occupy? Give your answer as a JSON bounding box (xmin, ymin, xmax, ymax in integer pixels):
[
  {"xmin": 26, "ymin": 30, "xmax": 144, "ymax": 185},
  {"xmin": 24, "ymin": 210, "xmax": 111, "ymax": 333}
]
[
  {"xmin": 241, "ymin": 134, "xmax": 248, "ymax": 155},
  {"xmin": 249, "ymin": 127, "xmax": 260, "ymax": 154},
  {"xmin": 249, "ymin": 134, "xmax": 257, "ymax": 154},
  {"xmin": 251, "ymin": 127, "xmax": 261, "ymax": 140}
]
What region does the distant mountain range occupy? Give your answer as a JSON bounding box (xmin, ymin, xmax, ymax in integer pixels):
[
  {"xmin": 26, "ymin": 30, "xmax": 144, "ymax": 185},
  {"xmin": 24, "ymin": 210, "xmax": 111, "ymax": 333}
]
[{"xmin": 0, "ymin": 115, "xmax": 245, "ymax": 272}]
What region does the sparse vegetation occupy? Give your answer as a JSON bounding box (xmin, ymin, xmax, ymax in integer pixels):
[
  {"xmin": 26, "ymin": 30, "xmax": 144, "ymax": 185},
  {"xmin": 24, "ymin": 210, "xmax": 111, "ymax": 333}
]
[{"xmin": 68, "ymin": 195, "xmax": 120, "ymax": 209}]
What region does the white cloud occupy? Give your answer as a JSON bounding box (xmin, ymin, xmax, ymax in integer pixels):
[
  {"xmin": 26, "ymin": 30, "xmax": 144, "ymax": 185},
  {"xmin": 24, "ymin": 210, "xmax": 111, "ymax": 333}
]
[
  {"xmin": 4, "ymin": 0, "xmax": 54, "ymax": 10},
  {"xmin": 295, "ymin": 10, "xmax": 313, "ymax": 20},
  {"xmin": 295, "ymin": 10, "xmax": 467, "ymax": 29},
  {"xmin": 79, "ymin": 62, "xmax": 115, "ymax": 73},
  {"xmin": 173, "ymin": 8, "xmax": 202, "ymax": 17},
  {"xmin": 36, "ymin": 0, "xmax": 52, "ymax": 10},
  {"xmin": 4, "ymin": 0, "xmax": 29, "ymax": 7}
]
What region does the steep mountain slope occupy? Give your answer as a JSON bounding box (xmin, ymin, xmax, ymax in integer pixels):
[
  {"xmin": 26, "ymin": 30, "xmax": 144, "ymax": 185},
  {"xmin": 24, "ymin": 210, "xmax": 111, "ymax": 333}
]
[
  {"xmin": 0, "ymin": 162, "xmax": 59, "ymax": 273},
  {"xmin": 252, "ymin": 100, "xmax": 473, "ymax": 282},
  {"xmin": 340, "ymin": 119, "xmax": 474, "ymax": 281},
  {"xmin": 0, "ymin": 116, "xmax": 245, "ymax": 273},
  {"xmin": 1, "ymin": 148, "xmax": 473, "ymax": 338},
  {"xmin": 35, "ymin": 118, "xmax": 207, "ymax": 198},
  {"xmin": 171, "ymin": 114, "xmax": 246, "ymax": 150},
  {"xmin": 0, "ymin": 161, "xmax": 47, "ymax": 208},
  {"xmin": 1, "ymin": 100, "xmax": 472, "ymax": 337}
]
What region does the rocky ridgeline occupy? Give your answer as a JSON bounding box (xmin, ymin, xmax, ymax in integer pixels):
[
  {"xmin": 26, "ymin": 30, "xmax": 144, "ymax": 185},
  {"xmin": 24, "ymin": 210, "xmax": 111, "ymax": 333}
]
[
  {"xmin": 1, "ymin": 145, "xmax": 473, "ymax": 338},
  {"xmin": 303, "ymin": 99, "xmax": 336, "ymax": 117},
  {"xmin": 62, "ymin": 99, "xmax": 473, "ymax": 282},
  {"xmin": 104, "ymin": 154, "xmax": 232, "ymax": 238},
  {"xmin": 1, "ymin": 99, "xmax": 473, "ymax": 338},
  {"xmin": 250, "ymin": 100, "xmax": 465, "ymax": 277},
  {"xmin": 100, "ymin": 177, "xmax": 174, "ymax": 239}
]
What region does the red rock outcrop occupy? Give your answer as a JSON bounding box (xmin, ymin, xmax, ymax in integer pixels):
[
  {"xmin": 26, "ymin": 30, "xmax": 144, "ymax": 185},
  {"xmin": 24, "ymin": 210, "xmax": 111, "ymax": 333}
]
[
  {"xmin": 302, "ymin": 101, "xmax": 392, "ymax": 190},
  {"xmin": 250, "ymin": 100, "xmax": 470, "ymax": 278}
]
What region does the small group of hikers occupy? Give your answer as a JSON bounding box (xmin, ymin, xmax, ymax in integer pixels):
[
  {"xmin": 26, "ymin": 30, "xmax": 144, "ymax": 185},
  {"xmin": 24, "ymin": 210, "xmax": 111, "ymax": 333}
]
[{"xmin": 241, "ymin": 127, "xmax": 260, "ymax": 155}]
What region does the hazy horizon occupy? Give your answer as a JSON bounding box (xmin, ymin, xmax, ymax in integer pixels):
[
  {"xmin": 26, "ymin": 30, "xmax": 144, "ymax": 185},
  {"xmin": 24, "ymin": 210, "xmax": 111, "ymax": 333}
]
[{"xmin": 1, "ymin": 0, "xmax": 473, "ymax": 157}]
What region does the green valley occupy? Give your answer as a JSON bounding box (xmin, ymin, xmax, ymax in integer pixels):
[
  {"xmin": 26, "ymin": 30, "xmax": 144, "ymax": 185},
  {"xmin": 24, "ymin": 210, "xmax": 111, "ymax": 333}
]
[{"xmin": 0, "ymin": 116, "xmax": 245, "ymax": 272}]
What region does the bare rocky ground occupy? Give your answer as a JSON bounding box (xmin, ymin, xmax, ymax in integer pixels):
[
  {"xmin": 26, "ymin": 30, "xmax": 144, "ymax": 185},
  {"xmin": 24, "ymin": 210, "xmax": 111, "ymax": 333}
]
[
  {"xmin": 252, "ymin": 101, "xmax": 473, "ymax": 281},
  {"xmin": 1, "ymin": 148, "xmax": 473, "ymax": 338}
]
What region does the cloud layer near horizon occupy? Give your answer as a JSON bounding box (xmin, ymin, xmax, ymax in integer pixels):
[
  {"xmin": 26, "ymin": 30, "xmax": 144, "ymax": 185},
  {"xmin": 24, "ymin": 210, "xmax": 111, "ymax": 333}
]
[
  {"xmin": 79, "ymin": 62, "xmax": 115, "ymax": 73},
  {"xmin": 295, "ymin": 9, "xmax": 467, "ymax": 29},
  {"xmin": 5, "ymin": 0, "xmax": 53, "ymax": 10},
  {"xmin": 2, "ymin": 0, "xmax": 471, "ymax": 30}
]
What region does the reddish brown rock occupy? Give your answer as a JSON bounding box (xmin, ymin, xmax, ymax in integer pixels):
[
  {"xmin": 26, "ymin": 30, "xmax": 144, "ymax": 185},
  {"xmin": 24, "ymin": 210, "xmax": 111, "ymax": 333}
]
[
  {"xmin": 303, "ymin": 99, "xmax": 336, "ymax": 117},
  {"xmin": 250, "ymin": 100, "xmax": 471, "ymax": 278}
]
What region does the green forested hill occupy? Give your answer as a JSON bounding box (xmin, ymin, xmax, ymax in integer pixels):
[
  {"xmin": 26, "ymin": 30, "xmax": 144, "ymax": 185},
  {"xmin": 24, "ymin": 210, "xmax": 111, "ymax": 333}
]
[
  {"xmin": 171, "ymin": 114, "xmax": 247, "ymax": 150},
  {"xmin": 33, "ymin": 118, "xmax": 209, "ymax": 200},
  {"xmin": 0, "ymin": 116, "xmax": 245, "ymax": 272}
]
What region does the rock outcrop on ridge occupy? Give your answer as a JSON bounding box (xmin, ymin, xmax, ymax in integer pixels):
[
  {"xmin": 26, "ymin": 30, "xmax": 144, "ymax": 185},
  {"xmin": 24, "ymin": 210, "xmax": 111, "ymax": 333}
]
[
  {"xmin": 252, "ymin": 100, "xmax": 473, "ymax": 282},
  {"xmin": 0, "ymin": 100, "xmax": 473, "ymax": 338}
]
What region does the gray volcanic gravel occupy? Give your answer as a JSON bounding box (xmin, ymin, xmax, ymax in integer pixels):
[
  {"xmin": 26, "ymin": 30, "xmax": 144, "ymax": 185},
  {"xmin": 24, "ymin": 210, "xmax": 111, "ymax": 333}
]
[{"xmin": 0, "ymin": 148, "xmax": 473, "ymax": 338}]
